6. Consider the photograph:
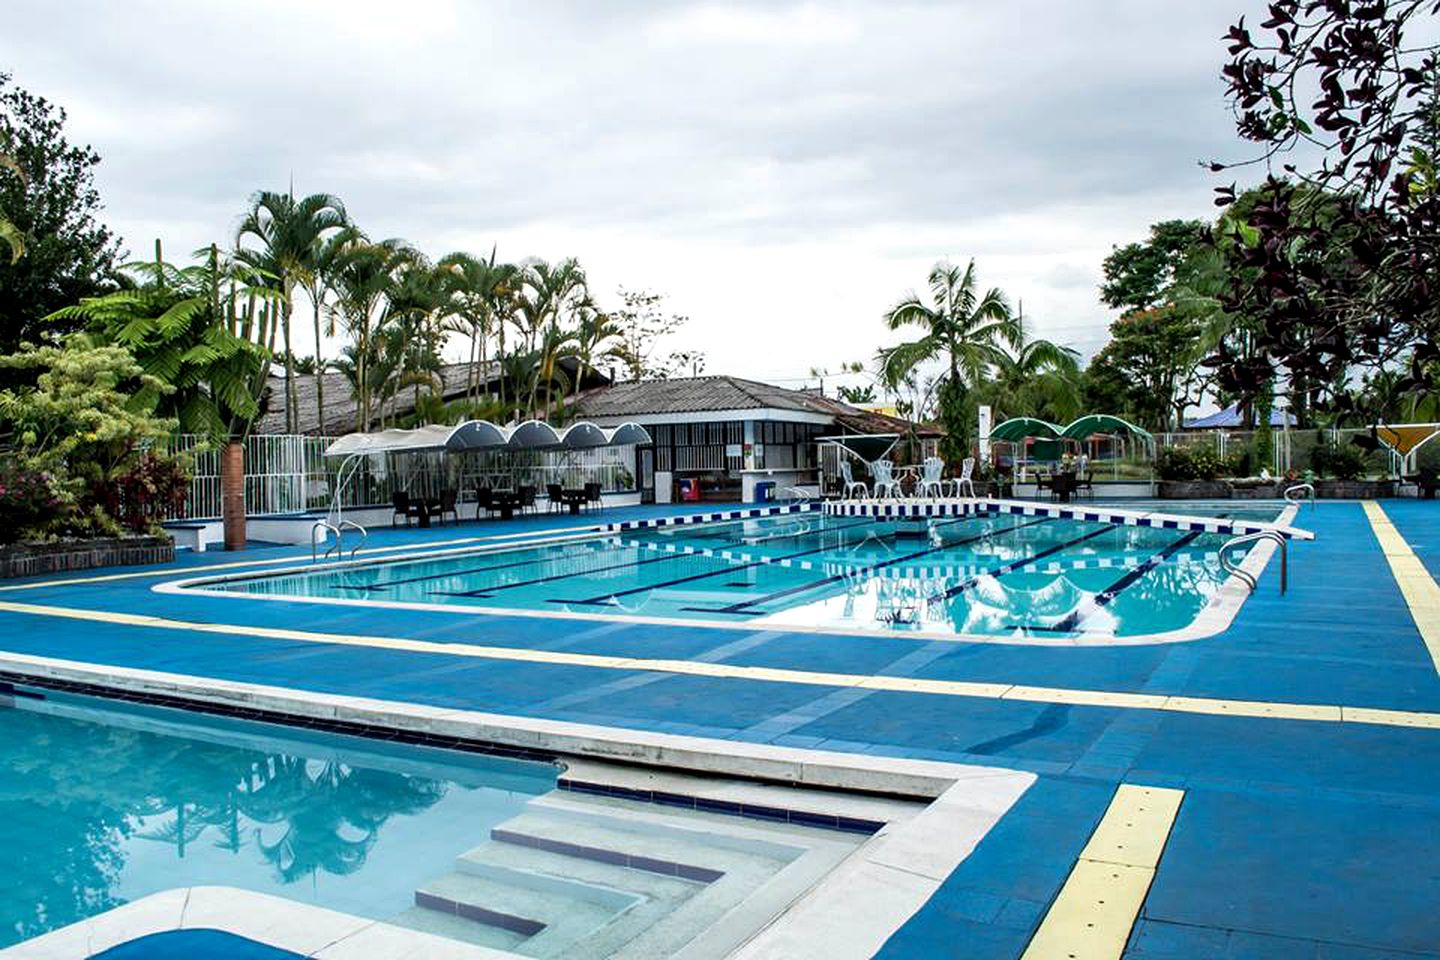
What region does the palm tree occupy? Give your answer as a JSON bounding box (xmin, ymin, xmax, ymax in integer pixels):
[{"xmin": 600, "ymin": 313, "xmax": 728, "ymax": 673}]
[
  {"xmin": 298, "ymin": 226, "xmax": 361, "ymax": 436},
  {"xmin": 328, "ymin": 240, "xmax": 406, "ymax": 431},
  {"xmin": 573, "ymin": 300, "xmax": 620, "ymax": 389},
  {"xmin": 438, "ymin": 249, "xmax": 516, "ymax": 406},
  {"xmin": 235, "ymin": 190, "xmax": 348, "ymax": 433},
  {"xmin": 879, "ymin": 259, "xmax": 1018, "ymax": 459},
  {"xmin": 982, "ymin": 318, "xmax": 1083, "ymax": 424},
  {"xmin": 518, "ymin": 257, "xmax": 588, "ymax": 418},
  {"xmin": 0, "ymin": 147, "xmax": 25, "ymax": 263}
]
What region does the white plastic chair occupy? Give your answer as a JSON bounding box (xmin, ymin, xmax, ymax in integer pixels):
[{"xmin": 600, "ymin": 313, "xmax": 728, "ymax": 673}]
[
  {"xmin": 871, "ymin": 459, "xmax": 903, "ymax": 499},
  {"xmin": 918, "ymin": 457, "xmax": 946, "ymax": 498},
  {"xmin": 839, "ymin": 459, "xmax": 869, "ymax": 499},
  {"xmin": 948, "ymin": 457, "xmax": 976, "ymax": 498}
]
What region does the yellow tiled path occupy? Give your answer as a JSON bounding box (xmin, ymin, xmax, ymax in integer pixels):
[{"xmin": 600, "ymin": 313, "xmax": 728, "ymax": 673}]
[
  {"xmin": 1363, "ymin": 501, "xmax": 1440, "ymax": 673},
  {"xmin": 1021, "ymin": 784, "xmax": 1185, "ymax": 960}
]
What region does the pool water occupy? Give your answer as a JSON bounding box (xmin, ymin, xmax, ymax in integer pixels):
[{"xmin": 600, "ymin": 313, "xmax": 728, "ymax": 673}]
[
  {"xmin": 0, "ymin": 688, "xmax": 555, "ymax": 950},
  {"xmin": 206, "ymin": 507, "xmax": 1277, "ymax": 639}
]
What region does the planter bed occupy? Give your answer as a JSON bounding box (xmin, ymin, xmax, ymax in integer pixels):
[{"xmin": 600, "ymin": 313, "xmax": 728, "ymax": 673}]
[
  {"xmin": 1158, "ymin": 480, "xmax": 1233, "ymax": 499},
  {"xmin": 0, "ymin": 535, "xmax": 174, "ymax": 579},
  {"xmin": 1314, "ymin": 479, "xmax": 1395, "ymax": 499}
]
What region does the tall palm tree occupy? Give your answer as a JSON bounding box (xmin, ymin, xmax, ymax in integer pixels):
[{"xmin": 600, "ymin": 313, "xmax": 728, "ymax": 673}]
[
  {"xmin": 0, "ymin": 147, "xmax": 25, "ymax": 263},
  {"xmin": 518, "ymin": 257, "xmax": 588, "ymax": 418},
  {"xmin": 438, "ymin": 249, "xmax": 515, "ymax": 406},
  {"xmin": 235, "ymin": 190, "xmax": 348, "ymax": 433},
  {"xmin": 298, "ymin": 226, "xmax": 361, "ymax": 436},
  {"xmin": 879, "ymin": 259, "xmax": 1018, "ymax": 459},
  {"xmin": 573, "ymin": 300, "xmax": 620, "ymax": 389},
  {"xmin": 328, "ymin": 240, "xmax": 406, "ymax": 431}
]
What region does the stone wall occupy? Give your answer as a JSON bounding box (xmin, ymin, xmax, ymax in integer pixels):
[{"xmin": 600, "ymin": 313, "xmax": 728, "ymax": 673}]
[{"xmin": 0, "ymin": 535, "xmax": 174, "ymax": 579}]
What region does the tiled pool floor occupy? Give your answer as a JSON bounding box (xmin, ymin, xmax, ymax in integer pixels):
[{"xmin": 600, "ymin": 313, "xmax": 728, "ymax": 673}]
[{"xmin": 1, "ymin": 500, "xmax": 1438, "ymax": 958}]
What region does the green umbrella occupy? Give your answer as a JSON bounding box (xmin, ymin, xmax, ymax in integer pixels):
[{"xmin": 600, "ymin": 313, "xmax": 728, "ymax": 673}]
[
  {"xmin": 989, "ymin": 417, "xmax": 1064, "ymax": 442},
  {"xmin": 1060, "ymin": 414, "xmax": 1152, "ymax": 441}
]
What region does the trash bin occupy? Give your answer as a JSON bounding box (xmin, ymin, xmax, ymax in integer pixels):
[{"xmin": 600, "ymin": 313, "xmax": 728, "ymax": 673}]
[
  {"xmin": 754, "ymin": 481, "xmax": 775, "ymax": 503},
  {"xmin": 679, "ymin": 478, "xmax": 701, "ymax": 502}
]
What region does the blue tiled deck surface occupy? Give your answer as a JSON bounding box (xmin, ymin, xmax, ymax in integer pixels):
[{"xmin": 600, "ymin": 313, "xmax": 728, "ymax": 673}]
[{"xmin": 2, "ymin": 500, "xmax": 1438, "ymax": 958}]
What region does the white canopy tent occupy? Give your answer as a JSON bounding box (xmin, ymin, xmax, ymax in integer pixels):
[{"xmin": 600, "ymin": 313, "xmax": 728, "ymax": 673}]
[{"xmin": 324, "ymin": 419, "xmax": 651, "ymax": 457}]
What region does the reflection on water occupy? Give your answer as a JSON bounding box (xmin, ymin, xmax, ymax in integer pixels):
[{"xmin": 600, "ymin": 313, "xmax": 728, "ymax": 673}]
[{"xmin": 0, "ymin": 692, "xmax": 555, "ymax": 949}]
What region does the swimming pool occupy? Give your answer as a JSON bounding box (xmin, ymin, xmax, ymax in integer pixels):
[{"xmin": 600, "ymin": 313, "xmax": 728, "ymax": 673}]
[
  {"xmin": 0, "ymin": 686, "xmax": 556, "ymax": 951},
  {"xmin": 186, "ymin": 503, "xmax": 1288, "ymax": 642}
]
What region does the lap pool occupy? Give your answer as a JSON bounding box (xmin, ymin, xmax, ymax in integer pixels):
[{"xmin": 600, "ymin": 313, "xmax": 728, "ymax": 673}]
[{"xmin": 180, "ymin": 504, "xmax": 1289, "ymax": 642}]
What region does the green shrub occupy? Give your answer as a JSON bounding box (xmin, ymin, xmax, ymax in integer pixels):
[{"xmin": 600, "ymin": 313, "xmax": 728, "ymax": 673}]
[
  {"xmin": 1311, "ymin": 441, "xmax": 1369, "ymax": 481},
  {"xmin": 1156, "ymin": 446, "xmax": 1235, "ymax": 481},
  {"xmin": 0, "ymin": 461, "xmax": 72, "ymax": 544}
]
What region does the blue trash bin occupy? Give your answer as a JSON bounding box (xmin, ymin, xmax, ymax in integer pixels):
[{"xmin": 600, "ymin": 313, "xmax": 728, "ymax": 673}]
[{"xmin": 754, "ymin": 481, "xmax": 775, "ymax": 502}]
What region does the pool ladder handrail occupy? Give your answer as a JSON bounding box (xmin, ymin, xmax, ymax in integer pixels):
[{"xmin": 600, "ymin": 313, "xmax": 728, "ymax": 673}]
[
  {"xmin": 1284, "ymin": 482, "xmax": 1315, "ymax": 508},
  {"xmin": 312, "ymin": 519, "xmax": 367, "ymax": 562},
  {"xmin": 1220, "ymin": 529, "xmax": 1287, "ymax": 595}
]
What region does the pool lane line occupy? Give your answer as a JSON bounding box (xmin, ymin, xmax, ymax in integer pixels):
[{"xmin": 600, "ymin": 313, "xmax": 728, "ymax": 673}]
[
  {"xmin": 682, "ymin": 517, "xmax": 1056, "ymax": 617},
  {"xmin": 1020, "ymin": 528, "xmax": 1209, "ymax": 634},
  {"xmin": 1020, "ymin": 784, "xmax": 1184, "ymax": 960},
  {"xmin": 927, "ymin": 524, "xmax": 1118, "ymax": 603},
  {"xmin": 1363, "ymin": 501, "xmax": 1440, "ymax": 674},
  {"xmin": 0, "ymin": 523, "xmax": 610, "ymax": 593},
  {"xmin": 439, "ymin": 548, "xmax": 701, "ymax": 598},
  {"xmin": 551, "ymin": 521, "xmax": 897, "ymax": 606},
  {"xmin": 330, "ymin": 541, "xmax": 610, "ymax": 593},
  {"xmin": 0, "ymin": 597, "xmax": 1438, "ymax": 730}
]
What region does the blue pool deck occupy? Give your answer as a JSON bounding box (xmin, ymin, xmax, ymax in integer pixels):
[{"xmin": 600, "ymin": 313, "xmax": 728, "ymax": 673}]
[{"xmin": 1, "ymin": 500, "xmax": 1439, "ymax": 958}]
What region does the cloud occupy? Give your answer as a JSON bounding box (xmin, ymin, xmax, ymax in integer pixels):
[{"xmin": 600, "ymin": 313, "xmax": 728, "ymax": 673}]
[{"xmin": 1, "ymin": 0, "xmax": 1272, "ymax": 376}]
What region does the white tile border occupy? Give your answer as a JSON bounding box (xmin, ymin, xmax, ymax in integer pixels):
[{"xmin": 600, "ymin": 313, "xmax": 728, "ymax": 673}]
[
  {"xmin": 0, "ymin": 657, "xmax": 1034, "ymax": 960},
  {"xmin": 152, "ymin": 501, "xmax": 1303, "ymax": 648}
]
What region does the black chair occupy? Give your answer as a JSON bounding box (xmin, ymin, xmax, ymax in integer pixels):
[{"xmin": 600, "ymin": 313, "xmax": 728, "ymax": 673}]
[
  {"xmin": 518, "ymin": 485, "xmax": 537, "ymax": 514},
  {"xmin": 1076, "ymin": 471, "xmax": 1094, "ymax": 500},
  {"xmin": 437, "ymin": 489, "xmax": 459, "ymax": 525},
  {"xmin": 583, "ymin": 481, "xmax": 602, "ymax": 512},
  {"xmin": 475, "ymin": 485, "xmax": 494, "ymax": 520},
  {"xmin": 546, "ymin": 483, "xmax": 564, "ymax": 514},
  {"xmin": 391, "ymin": 491, "xmax": 410, "ymax": 527}
]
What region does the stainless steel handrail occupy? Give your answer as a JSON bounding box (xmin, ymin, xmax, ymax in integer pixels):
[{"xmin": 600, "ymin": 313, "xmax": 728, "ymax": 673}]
[
  {"xmin": 1284, "ymin": 482, "xmax": 1315, "ymax": 507},
  {"xmin": 1221, "ymin": 529, "xmax": 1288, "ymax": 594},
  {"xmin": 312, "ymin": 519, "xmax": 367, "ymax": 562}
]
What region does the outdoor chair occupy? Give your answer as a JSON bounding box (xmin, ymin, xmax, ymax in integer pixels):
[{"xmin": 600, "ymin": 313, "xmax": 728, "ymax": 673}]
[
  {"xmin": 839, "ymin": 460, "xmax": 869, "ymax": 499},
  {"xmin": 518, "ymin": 485, "xmax": 537, "ymax": 514},
  {"xmin": 391, "ymin": 491, "xmax": 424, "ymax": 526},
  {"xmin": 949, "ymin": 457, "xmax": 976, "ymax": 498},
  {"xmin": 584, "ymin": 481, "xmax": 603, "ymax": 512},
  {"xmin": 546, "ymin": 483, "xmax": 564, "ymax": 514},
  {"xmin": 1075, "ymin": 455, "xmax": 1093, "ymax": 499},
  {"xmin": 918, "ymin": 457, "xmax": 946, "ymax": 498},
  {"xmin": 871, "ymin": 459, "xmax": 903, "ymax": 499},
  {"xmin": 474, "ymin": 485, "xmax": 494, "ymax": 520},
  {"xmin": 437, "ymin": 489, "xmax": 459, "ymax": 525}
]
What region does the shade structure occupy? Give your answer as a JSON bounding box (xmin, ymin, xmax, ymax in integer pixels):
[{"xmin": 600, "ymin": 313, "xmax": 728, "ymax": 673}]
[
  {"xmin": 823, "ymin": 433, "xmax": 900, "ymax": 463},
  {"xmin": 1060, "ymin": 414, "xmax": 1152, "ymax": 441},
  {"xmin": 1374, "ymin": 423, "xmax": 1440, "ymax": 456},
  {"xmin": 988, "ymin": 418, "xmax": 1063, "ymax": 442},
  {"xmin": 324, "ymin": 419, "xmax": 651, "ymax": 457}
]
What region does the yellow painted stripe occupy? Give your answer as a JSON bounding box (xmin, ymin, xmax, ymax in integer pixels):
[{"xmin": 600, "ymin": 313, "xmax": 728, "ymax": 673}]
[
  {"xmin": 0, "ymin": 525, "xmax": 604, "ymax": 593},
  {"xmin": 1022, "ymin": 784, "xmax": 1184, "ymax": 960},
  {"xmin": 1362, "ymin": 501, "xmax": 1440, "ymax": 673},
  {"xmin": 0, "ymin": 599, "xmax": 1436, "ymax": 731}
]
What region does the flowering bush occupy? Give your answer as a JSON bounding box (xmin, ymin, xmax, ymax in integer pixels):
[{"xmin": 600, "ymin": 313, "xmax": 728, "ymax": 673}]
[
  {"xmin": 100, "ymin": 453, "xmax": 192, "ymax": 533},
  {"xmin": 0, "ymin": 461, "xmax": 72, "ymax": 544},
  {"xmin": 1155, "ymin": 446, "xmax": 1238, "ymax": 482}
]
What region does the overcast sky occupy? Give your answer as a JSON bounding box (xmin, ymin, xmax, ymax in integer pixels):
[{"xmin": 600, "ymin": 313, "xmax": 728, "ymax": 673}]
[{"xmin": 3, "ymin": 0, "xmax": 1269, "ymax": 390}]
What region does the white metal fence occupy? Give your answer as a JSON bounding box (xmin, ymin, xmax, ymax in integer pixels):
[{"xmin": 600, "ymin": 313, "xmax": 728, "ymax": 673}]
[
  {"xmin": 159, "ymin": 435, "xmax": 638, "ymax": 521},
  {"xmin": 1152, "ymin": 427, "xmax": 1403, "ymax": 478}
]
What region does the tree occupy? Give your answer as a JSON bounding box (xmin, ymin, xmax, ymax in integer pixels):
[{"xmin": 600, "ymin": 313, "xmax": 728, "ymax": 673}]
[
  {"xmin": 1083, "ymin": 307, "xmax": 1204, "ymax": 430},
  {"xmin": 1100, "ymin": 220, "xmax": 1208, "ymax": 312},
  {"xmin": 438, "ymin": 249, "xmax": 516, "ymax": 407},
  {"xmin": 298, "ymin": 226, "xmax": 361, "ymax": 435},
  {"xmin": 610, "ymin": 288, "xmax": 696, "ymax": 380},
  {"xmin": 978, "ymin": 319, "xmax": 1082, "ymax": 424},
  {"xmin": 328, "ymin": 240, "xmax": 406, "ymax": 431},
  {"xmin": 1208, "ymin": 1, "xmax": 1440, "ymax": 415},
  {"xmin": 0, "ymin": 72, "xmax": 122, "ymax": 353},
  {"xmin": 235, "ymin": 190, "xmax": 348, "ymax": 433},
  {"xmin": 46, "ymin": 241, "xmax": 279, "ymax": 442},
  {"xmin": 878, "ymin": 259, "xmax": 1017, "ymax": 462}
]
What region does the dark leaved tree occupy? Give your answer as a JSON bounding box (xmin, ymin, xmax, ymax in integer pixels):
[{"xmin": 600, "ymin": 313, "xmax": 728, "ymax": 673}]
[{"xmin": 0, "ymin": 72, "xmax": 122, "ymax": 353}]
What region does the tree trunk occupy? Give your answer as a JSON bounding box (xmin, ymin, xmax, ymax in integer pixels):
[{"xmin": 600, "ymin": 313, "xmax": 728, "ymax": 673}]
[
  {"xmin": 313, "ymin": 301, "xmax": 325, "ymax": 438},
  {"xmin": 282, "ymin": 297, "xmax": 296, "ymax": 433},
  {"xmin": 221, "ymin": 441, "xmax": 246, "ymax": 551}
]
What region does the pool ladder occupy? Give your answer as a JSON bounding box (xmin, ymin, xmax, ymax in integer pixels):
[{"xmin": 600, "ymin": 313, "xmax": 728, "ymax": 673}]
[
  {"xmin": 1284, "ymin": 482, "xmax": 1315, "ymax": 507},
  {"xmin": 1220, "ymin": 530, "xmax": 1288, "ymax": 595},
  {"xmin": 312, "ymin": 519, "xmax": 367, "ymax": 562}
]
